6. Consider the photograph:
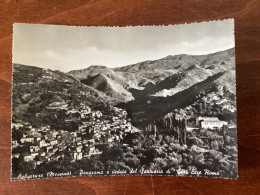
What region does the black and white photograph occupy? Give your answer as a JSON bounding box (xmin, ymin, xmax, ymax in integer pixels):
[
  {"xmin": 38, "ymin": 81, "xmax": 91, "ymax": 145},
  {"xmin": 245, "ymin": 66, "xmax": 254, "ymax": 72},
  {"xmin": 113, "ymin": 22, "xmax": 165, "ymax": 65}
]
[{"xmin": 11, "ymin": 19, "xmax": 237, "ymax": 180}]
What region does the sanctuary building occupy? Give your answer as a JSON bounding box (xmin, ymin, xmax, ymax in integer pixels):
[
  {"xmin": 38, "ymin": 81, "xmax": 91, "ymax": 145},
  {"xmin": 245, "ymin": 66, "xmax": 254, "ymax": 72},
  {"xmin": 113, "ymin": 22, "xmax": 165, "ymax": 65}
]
[{"xmin": 196, "ymin": 117, "xmax": 228, "ymax": 129}]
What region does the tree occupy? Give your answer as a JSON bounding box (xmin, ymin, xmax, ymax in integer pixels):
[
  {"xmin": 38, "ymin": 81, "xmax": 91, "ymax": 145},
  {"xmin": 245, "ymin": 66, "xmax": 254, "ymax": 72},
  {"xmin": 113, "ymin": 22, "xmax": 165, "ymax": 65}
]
[
  {"xmin": 141, "ymin": 147, "xmax": 157, "ymax": 165},
  {"xmin": 100, "ymin": 145, "xmax": 124, "ymax": 167}
]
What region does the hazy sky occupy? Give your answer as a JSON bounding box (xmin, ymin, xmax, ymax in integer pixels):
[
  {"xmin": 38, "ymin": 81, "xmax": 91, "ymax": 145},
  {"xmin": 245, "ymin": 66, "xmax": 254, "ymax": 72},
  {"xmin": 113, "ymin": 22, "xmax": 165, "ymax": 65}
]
[{"xmin": 13, "ymin": 19, "xmax": 234, "ymax": 72}]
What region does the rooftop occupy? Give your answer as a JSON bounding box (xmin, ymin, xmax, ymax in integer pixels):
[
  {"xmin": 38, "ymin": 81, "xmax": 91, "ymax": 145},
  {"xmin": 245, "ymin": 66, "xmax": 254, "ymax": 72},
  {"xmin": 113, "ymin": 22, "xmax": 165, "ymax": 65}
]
[{"xmin": 198, "ymin": 117, "xmax": 220, "ymax": 122}]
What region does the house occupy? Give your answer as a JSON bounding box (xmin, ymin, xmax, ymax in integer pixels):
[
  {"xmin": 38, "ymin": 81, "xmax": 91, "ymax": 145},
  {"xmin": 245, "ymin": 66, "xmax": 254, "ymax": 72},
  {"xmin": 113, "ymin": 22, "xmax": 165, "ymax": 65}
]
[
  {"xmin": 76, "ymin": 145, "xmax": 83, "ymax": 153},
  {"xmin": 31, "ymin": 153, "xmax": 38, "ymax": 157},
  {"xmin": 31, "ymin": 128, "xmax": 36, "ymax": 132},
  {"xmin": 122, "ymin": 110, "xmax": 127, "ymax": 116},
  {"xmin": 30, "ymin": 146, "xmax": 40, "ymax": 153},
  {"xmin": 12, "ymin": 140, "xmax": 18, "ymax": 145},
  {"xmin": 50, "ymin": 140, "xmax": 58, "ymax": 146},
  {"xmin": 12, "ymin": 123, "xmax": 23, "ymax": 129},
  {"xmin": 51, "ymin": 153, "xmax": 64, "ymax": 161},
  {"xmin": 34, "ymin": 137, "xmax": 41, "ymax": 142},
  {"xmin": 73, "ymin": 152, "xmax": 83, "ymax": 160},
  {"xmin": 84, "ymin": 146, "xmax": 96, "ymax": 156},
  {"xmin": 92, "ymin": 111, "xmax": 102, "ymax": 118},
  {"xmin": 12, "ymin": 140, "xmax": 19, "ymax": 148},
  {"xmin": 80, "ymin": 106, "xmax": 91, "ymax": 117},
  {"xmin": 40, "ymin": 151, "xmax": 46, "ymax": 156},
  {"xmin": 46, "ymin": 145, "xmax": 53, "ymax": 152},
  {"xmin": 92, "ymin": 149, "xmax": 102, "ymax": 155},
  {"xmin": 24, "ymin": 154, "xmax": 35, "ymax": 162},
  {"xmin": 79, "ymin": 125, "xmax": 88, "ymax": 132},
  {"xmin": 47, "ymin": 101, "xmax": 68, "ymax": 110},
  {"xmin": 20, "ymin": 137, "xmax": 34, "ymax": 143},
  {"xmin": 47, "ymin": 131, "xmax": 59, "ymax": 139},
  {"xmin": 38, "ymin": 140, "xmax": 48, "ymax": 147},
  {"xmin": 85, "ymin": 147, "xmax": 102, "ymax": 156},
  {"xmin": 12, "ymin": 153, "xmax": 20, "ymax": 158},
  {"xmin": 112, "ymin": 116, "xmax": 119, "ymax": 121},
  {"xmin": 196, "ymin": 117, "xmax": 228, "ymax": 129},
  {"xmin": 67, "ymin": 109, "xmax": 80, "ymax": 114},
  {"xmin": 81, "ymin": 112, "xmax": 90, "ymax": 118},
  {"xmin": 186, "ymin": 125, "xmax": 199, "ymax": 132},
  {"xmin": 123, "ymin": 124, "xmax": 132, "ymax": 132}
]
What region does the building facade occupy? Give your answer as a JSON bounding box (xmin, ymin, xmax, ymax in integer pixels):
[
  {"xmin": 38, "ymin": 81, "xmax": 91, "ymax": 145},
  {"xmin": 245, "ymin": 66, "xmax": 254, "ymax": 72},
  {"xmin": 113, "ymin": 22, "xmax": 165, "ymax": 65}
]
[{"xmin": 196, "ymin": 117, "xmax": 228, "ymax": 129}]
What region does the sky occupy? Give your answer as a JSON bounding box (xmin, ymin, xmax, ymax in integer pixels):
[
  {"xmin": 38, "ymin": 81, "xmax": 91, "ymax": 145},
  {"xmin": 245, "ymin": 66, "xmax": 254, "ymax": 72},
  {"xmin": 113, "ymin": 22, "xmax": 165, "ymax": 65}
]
[{"xmin": 13, "ymin": 19, "xmax": 234, "ymax": 72}]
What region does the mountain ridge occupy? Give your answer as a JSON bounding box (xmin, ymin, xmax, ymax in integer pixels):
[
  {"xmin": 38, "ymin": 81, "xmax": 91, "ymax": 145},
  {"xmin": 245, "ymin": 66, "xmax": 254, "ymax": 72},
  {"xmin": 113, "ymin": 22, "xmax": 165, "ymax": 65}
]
[
  {"xmin": 12, "ymin": 47, "xmax": 236, "ymax": 119},
  {"xmin": 113, "ymin": 47, "xmax": 235, "ymax": 73},
  {"xmin": 67, "ymin": 48, "xmax": 235, "ymax": 100}
]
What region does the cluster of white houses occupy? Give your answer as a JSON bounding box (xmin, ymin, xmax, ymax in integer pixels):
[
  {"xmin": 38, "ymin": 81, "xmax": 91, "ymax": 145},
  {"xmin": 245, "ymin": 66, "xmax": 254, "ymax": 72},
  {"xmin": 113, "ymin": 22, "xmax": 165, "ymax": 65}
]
[{"xmin": 12, "ymin": 104, "xmax": 138, "ymax": 168}]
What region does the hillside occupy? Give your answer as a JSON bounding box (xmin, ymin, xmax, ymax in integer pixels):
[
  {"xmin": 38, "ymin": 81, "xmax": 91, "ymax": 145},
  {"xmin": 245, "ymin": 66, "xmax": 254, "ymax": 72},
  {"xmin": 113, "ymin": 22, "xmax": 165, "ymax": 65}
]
[
  {"xmin": 81, "ymin": 73, "xmax": 134, "ymax": 102},
  {"xmin": 118, "ymin": 73, "xmax": 228, "ymax": 121},
  {"xmin": 68, "ymin": 65, "xmax": 138, "ymax": 89},
  {"xmin": 12, "ymin": 64, "xmax": 113, "ymax": 126},
  {"xmin": 113, "ymin": 48, "xmax": 235, "ymax": 90}
]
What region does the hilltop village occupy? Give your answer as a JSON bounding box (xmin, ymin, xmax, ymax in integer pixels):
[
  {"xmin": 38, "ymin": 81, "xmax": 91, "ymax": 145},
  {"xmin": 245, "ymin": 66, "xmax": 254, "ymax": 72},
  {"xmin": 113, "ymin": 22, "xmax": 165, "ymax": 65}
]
[{"xmin": 12, "ymin": 103, "xmax": 139, "ymax": 170}]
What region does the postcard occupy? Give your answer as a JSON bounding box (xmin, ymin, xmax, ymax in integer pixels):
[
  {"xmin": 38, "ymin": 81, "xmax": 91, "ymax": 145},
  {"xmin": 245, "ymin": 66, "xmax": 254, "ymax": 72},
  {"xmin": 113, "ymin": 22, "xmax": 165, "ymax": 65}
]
[{"xmin": 11, "ymin": 19, "xmax": 237, "ymax": 180}]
